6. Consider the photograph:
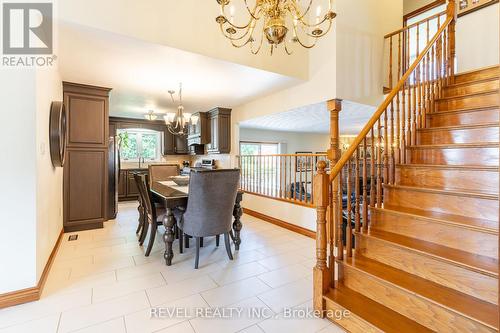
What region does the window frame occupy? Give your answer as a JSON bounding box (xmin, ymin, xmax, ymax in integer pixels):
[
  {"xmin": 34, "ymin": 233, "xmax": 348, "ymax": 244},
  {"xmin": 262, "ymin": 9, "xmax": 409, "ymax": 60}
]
[
  {"xmin": 118, "ymin": 128, "xmax": 163, "ymax": 162},
  {"xmin": 239, "ymin": 141, "xmax": 280, "ymax": 155}
]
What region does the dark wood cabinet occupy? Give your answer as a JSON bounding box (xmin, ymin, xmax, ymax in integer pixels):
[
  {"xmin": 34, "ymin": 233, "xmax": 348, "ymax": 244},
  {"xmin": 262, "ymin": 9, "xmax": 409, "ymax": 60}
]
[
  {"xmin": 188, "ymin": 112, "xmax": 210, "ymax": 145},
  {"xmin": 118, "ymin": 169, "xmax": 147, "ymax": 201},
  {"xmin": 63, "ymin": 82, "xmax": 111, "ymax": 232},
  {"xmin": 164, "ymin": 131, "xmax": 176, "ymax": 155},
  {"xmin": 118, "ymin": 170, "xmax": 127, "ymax": 198},
  {"xmin": 174, "ymin": 135, "xmax": 189, "ymax": 154},
  {"xmin": 108, "ymin": 122, "xmax": 118, "ymax": 219},
  {"xmin": 207, "ymin": 107, "xmax": 232, "ymax": 154}
]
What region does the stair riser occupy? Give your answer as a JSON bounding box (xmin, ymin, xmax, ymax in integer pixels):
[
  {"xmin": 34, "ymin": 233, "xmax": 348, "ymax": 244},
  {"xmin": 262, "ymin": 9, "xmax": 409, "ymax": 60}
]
[
  {"xmin": 324, "ymin": 298, "xmax": 383, "ymax": 333},
  {"xmin": 357, "ymin": 235, "xmax": 498, "ymax": 305},
  {"xmin": 384, "ymin": 186, "xmax": 498, "ymax": 220},
  {"xmin": 417, "ymin": 126, "xmax": 499, "ymax": 144},
  {"xmin": 455, "ymin": 67, "xmax": 499, "ymax": 84},
  {"xmin": 436, "ymin": 93, "xmax": 499, "ymax": 112},
  {"xmin": 370, "ymin": 208, "xmax": 498, "ymax": 259},
  {"xmin": 428, "ymin": 108, "xmax": 499, "ymax": 127},
  {"xmin": 407, "ymin": 146, "xmax": 499, "ymax": 166},
  {"xmin": 395, "ymin": 167, "xmax": 499, "ymax": 194},
  {"xmin": 444, "ymin": 80, "xmax": 499, "ymax": 97},
  {"xmin": 341, "ymin": 264, "xmax": 495, "ymax": 332}
]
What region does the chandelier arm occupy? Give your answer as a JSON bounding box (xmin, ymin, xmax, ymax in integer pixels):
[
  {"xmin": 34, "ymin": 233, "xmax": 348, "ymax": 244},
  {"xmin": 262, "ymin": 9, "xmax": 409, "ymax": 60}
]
[
  {"xmin": 293, "ymin": 24, "xmax": 317, "ymax": 48},
  {"xmin": 289, "ymin": 0, "xmax": 314, "ymax": 21},
  {"xmin": 250, "ymin": 24, "xmax": 266, "ymax": 55},
  {"xmin": 218, "ymin": 22, "xmax": 254, "ymax": 41},
  {"xmin": 284, "ymin": 39, "xmax": 294, "ymax": 55},
  {"xmin": 301, "ymin": 19, "xmax": 333, "ymax": 38},
  {"xmin": 296, "ymin": 14, "xmax": 333, "ymax": 28},
  {"xmin": 218, "ymin": 4, "xmax": 261, "ymax": 30},
  {"xmin": 243, "ymin": 0, "xmax": 261, "ymax": 20}
]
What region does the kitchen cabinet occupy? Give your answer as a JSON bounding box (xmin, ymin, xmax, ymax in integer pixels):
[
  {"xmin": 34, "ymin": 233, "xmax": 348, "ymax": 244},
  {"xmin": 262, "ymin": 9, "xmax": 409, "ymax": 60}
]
[
  {"xmin": 188, "ymin": 112, "xmax": 210, "ymax": 145},
  {"xmin": 207, "ymin": 107, "xmax": 232, "ymax": 154},
  {"xmin": 118, "ymin": 169, "xmax": 147, "ymax": 201},
  {"xmin": 63, "ymin": 82, "xmax": 112, "ymax": 232},
  {"xmin": 163, "ymin": 130, "xmax": 188, "ymax": 155}
]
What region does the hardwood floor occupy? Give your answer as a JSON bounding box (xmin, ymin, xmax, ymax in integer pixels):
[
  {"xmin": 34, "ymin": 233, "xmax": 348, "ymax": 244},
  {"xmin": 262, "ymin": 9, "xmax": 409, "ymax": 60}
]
[{"xmin": 323, "ymin": 66, "xmax": 500, "ymax": 332}]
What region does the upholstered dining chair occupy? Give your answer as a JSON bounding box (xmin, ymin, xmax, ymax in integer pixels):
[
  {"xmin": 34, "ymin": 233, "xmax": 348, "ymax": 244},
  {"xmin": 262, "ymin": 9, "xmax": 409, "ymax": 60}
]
[
  {"xmin": 148, "ymin": 164, "xmax": 180, "ymax": 182},
  {"xmin": 176, "ymin": 169, "xmax": 240, "ymax": 269},
  {"xmin": 134, "ymin": 173, "xmax": 165, "ymax": 256}
]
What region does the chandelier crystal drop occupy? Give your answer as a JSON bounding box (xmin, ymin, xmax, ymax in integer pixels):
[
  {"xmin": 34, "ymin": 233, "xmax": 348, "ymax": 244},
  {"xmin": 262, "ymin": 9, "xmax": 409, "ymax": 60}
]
[
  {"xmin": 215, "ymin": 0, "xmax": 336, "ymax": 55},
  {"xmin": 164, "ymin": 83, "xmax": 198, "ymax": 136}
]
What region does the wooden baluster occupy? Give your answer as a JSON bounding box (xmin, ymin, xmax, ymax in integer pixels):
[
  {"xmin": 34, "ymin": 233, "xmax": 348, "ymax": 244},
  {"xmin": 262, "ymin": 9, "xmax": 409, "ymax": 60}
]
[
  {"xmin": 376, "ymin": 119, "xmax": 383, "ymax": 207},
  {"xmin": 448, "ymin": 0, "xmax": 456, "ymax": 84},
  {"xmin": 416, "ymin": 24, "xmax": 422, "ymax": 130},
  {"xmin": 384, "ymin": 107, "xmax": 389, "ymax": 186},
  {"xmin": 396, "ymin": 33, "xmax": 402, "ymax": 164},
  {"xmin": 346, "ymin": 160, "xmax": 353, "ymax": 257},
  {"xmin": 401, "ymin": 71, "xmax": 407, "ymax": 164},
  {"xmin": 424, "ymin": 19, "xmax": 431, "ymax": 126},
  {"xmin": 313, "ymin": 161, "xmax": 330, "ymax": 313},
  {"xmin": 355, "ymin": 149, "xmax": 360, "ymax": 232},
  {"xmin": 362, "ymin": 138, "xmax": 368, "ymax": 232},
  {"xmin": 389, "ymin": 36, "xmax": 393, "ymax": 89},
  {"xmin": 337, "ymin": 168, "xmax": 344, "ymax": 261},
  {"xmin": 370, "ymin": 128, "xmax": 376, "ymax": 207},
  {"xmin": 431, "ymin": 43, "xmax": 436, "ymax": 113},
  {"xmin": 390, "ymin": 99, "xmax": 395, "ymax": 184}
]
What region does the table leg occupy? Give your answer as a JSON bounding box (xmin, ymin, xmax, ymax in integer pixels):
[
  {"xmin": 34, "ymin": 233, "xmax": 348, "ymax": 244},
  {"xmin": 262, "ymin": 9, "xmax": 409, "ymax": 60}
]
[
  {"xmin": 163, "ymin": 208, "xmax": 176, "ymax": 266},
  {"xmin": 232, "ymin": 201, "xmax": 242, "ymax": 251}
]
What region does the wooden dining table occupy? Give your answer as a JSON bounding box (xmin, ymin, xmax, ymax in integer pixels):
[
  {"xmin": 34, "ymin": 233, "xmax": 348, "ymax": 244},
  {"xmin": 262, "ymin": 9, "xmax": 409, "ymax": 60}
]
[{"xmin": 150, "ymin": 180, "xmax": 244, "ymax": 266}]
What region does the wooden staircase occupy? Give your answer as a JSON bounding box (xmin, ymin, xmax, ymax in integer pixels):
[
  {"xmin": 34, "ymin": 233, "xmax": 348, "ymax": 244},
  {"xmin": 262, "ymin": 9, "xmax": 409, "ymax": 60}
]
[
  {"xmin": 312, "ymin": 4, "xmax": 499, "ymax": 331},
  {"xmin": 320, "ymin": 66, "xmax": 499, "ymax": 332}
]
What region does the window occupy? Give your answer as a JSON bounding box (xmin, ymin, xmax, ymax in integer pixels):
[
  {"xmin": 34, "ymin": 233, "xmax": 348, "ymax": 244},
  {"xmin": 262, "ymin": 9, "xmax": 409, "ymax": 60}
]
[
  {"xmin": 240, "ymin": 141, "xmax": 279, "ymax": 155},
  {"xmin": 118, "ymin": 129, "xmax": 163, "ymax": 162}
]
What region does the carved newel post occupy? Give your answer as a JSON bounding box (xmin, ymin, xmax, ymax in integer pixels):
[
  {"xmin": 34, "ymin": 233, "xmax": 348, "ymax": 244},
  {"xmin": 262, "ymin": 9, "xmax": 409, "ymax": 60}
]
[{"xmin": 313, "ymin": 160, "xmax": 330, "ymax": 315}]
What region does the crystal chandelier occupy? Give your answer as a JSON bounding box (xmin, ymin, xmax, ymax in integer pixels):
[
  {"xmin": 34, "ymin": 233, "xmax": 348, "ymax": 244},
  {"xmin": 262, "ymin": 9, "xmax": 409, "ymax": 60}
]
[
  {"xmin": 215, "ymin": 0, "xmax": 336, "ymax": 55},
  {"xmin": 164, "ymin": 83, "xmax": 199, "ymax": 136}
]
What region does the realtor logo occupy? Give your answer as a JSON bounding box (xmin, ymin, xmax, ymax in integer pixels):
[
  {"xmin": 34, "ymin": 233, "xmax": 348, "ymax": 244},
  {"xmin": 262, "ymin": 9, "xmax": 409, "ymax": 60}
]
[{"xmin": 2, "ymin": 2, "xmax": 53, "ymax": 54}]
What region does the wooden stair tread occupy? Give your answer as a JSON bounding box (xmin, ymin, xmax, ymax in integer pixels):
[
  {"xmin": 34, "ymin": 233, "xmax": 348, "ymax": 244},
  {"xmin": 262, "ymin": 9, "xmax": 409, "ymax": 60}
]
[
  {"xmin": 417, "ymin": 122, "xmax": 499, "ymax": 132},
  {"xmin": 396, "ymin": 163, "xmax": 498, "ymax": 171},
  {"xmin": 428, "ymin": 106, "xmax": 499, "ymax": 115},
  {"xmin": 408, "ymin": 142, "xmax": 499, "ymax": 149},
  {"xmin": 384, "ymin": 184, "xmax": 499, "ymax": 200},
  {"xmin": 435, "ymin": 89, "xmax": 499, "ymax": 101},
  {"xmin": 374, "ymin": 206, "xmax": 498, "ymax": 233},
  {"xmin": 343, "ymin": 255, "xmax": 499, "ymax": 329},
  {"xmin": 362, "ymin": 229, "xmax": 499, "ymax": 277},
  {"xmin": 446, "ymin": 76, "xmax": 499, "ymax": 88},
  {"xmin": 324, "ymin": 285, "xmax": 433, "ymax": 333}
]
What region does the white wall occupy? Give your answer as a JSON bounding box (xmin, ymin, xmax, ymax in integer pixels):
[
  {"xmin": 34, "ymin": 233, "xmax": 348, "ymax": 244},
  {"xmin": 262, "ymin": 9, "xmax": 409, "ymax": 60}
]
[
  {"xmin": 239, "ymin": 128, "xmax": 330, "ymax": 154},
  {"xmin": 456, "ymin": 3, "xmax": 499, "ymax": 72},
  {"xmin": 335, "ymin": 0, "xmax": 403, "ymax": 106},
  {"xmin": 0, "ymin": 69, "xmax": 38, "ymax": 293},
  {"xmin": 403, "ymin": 0, "xmax": 499, "ymax": 72},
  {"xmin": 0, "ymin": 67, "xmax": 63, "ymax": 293},
  {"xmin": 244, "ymin": 194, "xmax": 317, "ymax": 231},
  {"xmin": 35, "ymin": 68, "xmax": 64, "ymax": 281}
]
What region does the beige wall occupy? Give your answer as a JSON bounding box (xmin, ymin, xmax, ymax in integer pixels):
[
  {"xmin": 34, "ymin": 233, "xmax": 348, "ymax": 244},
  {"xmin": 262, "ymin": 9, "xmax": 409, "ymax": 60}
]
[{"xmin": 404, "ymin": 0, "xmax": 438, "ymax": 15}]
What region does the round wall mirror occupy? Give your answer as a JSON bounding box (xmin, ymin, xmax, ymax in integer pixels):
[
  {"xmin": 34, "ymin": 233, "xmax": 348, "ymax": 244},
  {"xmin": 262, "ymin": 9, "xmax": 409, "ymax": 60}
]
[{"xmin": 49, "ymin": 101, "xmax": 67, "ymax": 167}]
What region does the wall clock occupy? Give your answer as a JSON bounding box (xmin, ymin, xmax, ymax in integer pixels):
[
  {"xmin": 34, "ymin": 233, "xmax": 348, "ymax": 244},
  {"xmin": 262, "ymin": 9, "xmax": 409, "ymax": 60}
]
[{"xmin": 49, "ymin": 101, "xmax": 67, "ymax": 167}]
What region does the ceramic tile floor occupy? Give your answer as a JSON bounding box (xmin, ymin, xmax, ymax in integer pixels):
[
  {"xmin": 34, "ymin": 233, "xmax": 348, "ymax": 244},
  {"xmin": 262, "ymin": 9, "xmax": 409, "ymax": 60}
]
[{"xmin": 0, "ymin": 202, "xmax": 345, "ymax": 333}]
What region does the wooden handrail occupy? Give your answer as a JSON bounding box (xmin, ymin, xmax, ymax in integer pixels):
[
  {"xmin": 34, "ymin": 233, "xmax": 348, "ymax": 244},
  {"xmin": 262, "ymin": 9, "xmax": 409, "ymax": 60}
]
[
  {"xmin": 384, "ymin": 10, "xmax": 446, "ymax": 39},
  {"xmin": 237, "ymin": 153, "xmax": 327, "ymax": 157},
  {"xmin": 329, "ymin": 15, "xmax": 453, "ymax": 182}
]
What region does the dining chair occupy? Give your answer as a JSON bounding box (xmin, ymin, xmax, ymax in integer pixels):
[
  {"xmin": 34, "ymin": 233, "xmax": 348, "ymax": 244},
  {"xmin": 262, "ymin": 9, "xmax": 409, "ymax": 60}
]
[
  {"xmin": 148, "ymin": 164, "xmax": 180, "ymax": 182},
  {"xmin": 176, "ymin": 169, "xmax": 240, "ymax": 269},
  {"xmin": 134, "ymin": 173, "xmax": 165, "ymax": 256}
]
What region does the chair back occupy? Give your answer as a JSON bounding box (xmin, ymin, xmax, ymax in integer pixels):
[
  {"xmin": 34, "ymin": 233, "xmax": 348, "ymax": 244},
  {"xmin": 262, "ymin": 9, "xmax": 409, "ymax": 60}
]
[
  {"xmin": 181, "ymin": 169, "xmax": 240, "ymax": 237},
  {"xmin": 133, "ymin": 173, "xmax": 155, "ymax": 221},
  {"xmin": 148, "ymin": 164, "xmax": 179, "ymax": 182}
]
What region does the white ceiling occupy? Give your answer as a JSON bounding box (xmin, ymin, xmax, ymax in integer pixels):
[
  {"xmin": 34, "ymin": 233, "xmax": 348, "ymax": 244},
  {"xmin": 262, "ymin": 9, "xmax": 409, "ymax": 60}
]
[
  {"xmin": 239, "ymin": 100, "xmax": 376, "ymax": 135},
  {"xmin": 58, "ymin": 23, "xmax": 301, "ymax": 119}
]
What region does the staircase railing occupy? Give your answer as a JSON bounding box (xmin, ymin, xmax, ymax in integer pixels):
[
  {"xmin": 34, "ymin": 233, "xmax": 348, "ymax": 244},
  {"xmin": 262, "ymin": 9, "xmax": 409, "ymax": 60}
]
[{"xmin": 313, "ymin": 0, "xmax": 457, "ymax": 313}]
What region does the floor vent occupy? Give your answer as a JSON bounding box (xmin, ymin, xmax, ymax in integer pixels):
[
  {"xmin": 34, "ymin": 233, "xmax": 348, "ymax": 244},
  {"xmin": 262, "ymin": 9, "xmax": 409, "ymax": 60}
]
[{"xmin": 68, "ymin": 234, "xmax": 78, "ymax": 241}]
